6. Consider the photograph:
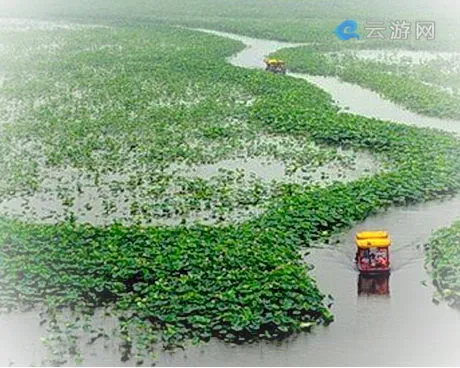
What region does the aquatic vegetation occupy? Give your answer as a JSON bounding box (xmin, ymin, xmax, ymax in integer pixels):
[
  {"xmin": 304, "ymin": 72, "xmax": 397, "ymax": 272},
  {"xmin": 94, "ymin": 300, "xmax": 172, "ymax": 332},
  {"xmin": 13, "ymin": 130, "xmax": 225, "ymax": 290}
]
[
  {"xmin": 0, "ymin": 218, "xmax": 333, "ymax": 348},
  {"xmin": 425, "ymin": 221, "xmax": 460, "ymax": 308},
  {"xmin": 0, "ymin": 25, "xmax": 380, "ymax": 226},
  {"xmin": 0, "ymin": 21, "xmax": 342, "ymax": 364},
  {"xmin": 0, "ymin": 146, "xmax": 378, "ymax": 226},
  {"xmin": 249, "ymin": 75, "xmax": 460, "ymax": 240},
  {"xmin": 1, "ymin": 9, "xmax": 460, "ymax": 365}
]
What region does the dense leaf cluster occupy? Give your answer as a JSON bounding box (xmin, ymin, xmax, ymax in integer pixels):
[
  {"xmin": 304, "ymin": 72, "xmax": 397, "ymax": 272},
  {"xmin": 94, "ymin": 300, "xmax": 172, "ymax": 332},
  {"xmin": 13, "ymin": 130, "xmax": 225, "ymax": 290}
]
[
  {"xmin": 0, "ymin": 219, "xmax": 332, "ymax": 347},
  {"xmin": 425, "ymin": 221, "xmax": 460, "ymax": 307}
]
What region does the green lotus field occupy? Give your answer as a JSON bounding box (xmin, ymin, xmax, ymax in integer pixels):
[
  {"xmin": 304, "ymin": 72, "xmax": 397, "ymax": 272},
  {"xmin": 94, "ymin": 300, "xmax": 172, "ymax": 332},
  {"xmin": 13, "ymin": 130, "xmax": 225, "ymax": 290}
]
[{"xmin": 1, "ymin": 0, "xmax": 460, "ymax": 365}]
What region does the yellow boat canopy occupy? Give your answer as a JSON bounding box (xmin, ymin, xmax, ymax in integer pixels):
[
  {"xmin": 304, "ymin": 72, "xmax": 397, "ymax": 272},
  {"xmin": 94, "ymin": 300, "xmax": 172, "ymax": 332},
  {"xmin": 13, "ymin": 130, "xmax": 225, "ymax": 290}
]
[
  {"xmin": 356, "ymin": 231, "xmax": 389, "ymax": 240},
  {"xmin": 264, "ymin": 58, "xmax": 285, "ymax": 65},
  {"xmin": 355, "ymin": 230, "xmax": 391, "ymax": 248},
  {"xmin": 356, "ymin": 238, "xmax": 391, "ymax": 249}
]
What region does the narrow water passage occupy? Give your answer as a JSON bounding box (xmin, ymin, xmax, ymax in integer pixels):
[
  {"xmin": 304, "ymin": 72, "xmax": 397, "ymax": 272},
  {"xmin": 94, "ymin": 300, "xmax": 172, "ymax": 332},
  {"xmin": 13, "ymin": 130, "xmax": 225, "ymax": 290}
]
[
  {"xmin": 291, "ymin": 73, "xmax": 460, "ymax": 135},
  {"xmin": 197, "ymin": 28, "xmax": 460, "ymax": 135}
]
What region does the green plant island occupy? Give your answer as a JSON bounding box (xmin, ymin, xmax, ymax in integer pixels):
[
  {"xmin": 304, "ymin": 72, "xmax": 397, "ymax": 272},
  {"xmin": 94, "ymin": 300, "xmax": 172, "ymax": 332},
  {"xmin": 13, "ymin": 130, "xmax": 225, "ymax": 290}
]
[{"xmin": 425, "ymin": 221, "xmax": 460, "ymax": 308}]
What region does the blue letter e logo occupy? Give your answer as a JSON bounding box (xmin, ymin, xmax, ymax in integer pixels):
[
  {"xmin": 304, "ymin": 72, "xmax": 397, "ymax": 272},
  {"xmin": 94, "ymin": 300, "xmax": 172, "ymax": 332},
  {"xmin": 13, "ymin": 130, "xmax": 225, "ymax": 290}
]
[{"xmin": 334, "ymin": 20, "xmax": 360, "ymax": 40}]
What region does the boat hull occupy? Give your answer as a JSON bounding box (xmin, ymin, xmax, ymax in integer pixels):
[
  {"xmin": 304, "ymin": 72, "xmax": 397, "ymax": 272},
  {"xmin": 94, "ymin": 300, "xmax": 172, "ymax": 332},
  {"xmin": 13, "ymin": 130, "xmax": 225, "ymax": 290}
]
[{"xmin": 357, "ymin": 264, "xmax": 391, "ymax": 274}]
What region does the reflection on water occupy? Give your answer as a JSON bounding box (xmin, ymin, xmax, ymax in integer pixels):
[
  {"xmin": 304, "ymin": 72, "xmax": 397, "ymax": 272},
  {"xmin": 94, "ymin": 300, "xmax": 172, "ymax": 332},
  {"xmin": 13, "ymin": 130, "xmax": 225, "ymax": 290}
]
[{"xmin": 358, "ymin": 273, "xmax": 390, "ymax": 296}]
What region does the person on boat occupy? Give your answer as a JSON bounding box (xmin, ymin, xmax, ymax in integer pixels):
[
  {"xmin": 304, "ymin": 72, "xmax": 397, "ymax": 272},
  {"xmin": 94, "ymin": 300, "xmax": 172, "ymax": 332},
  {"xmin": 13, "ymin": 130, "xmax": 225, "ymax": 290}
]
[
  {"xmin": 356, "ymin": 248, "xmax": 369, "ymax": 263},
  {"xmin": 376, "ymin": 255, "xmax": 388, "ymax": 268},
  {"xmin": 360, "ymin": 256, "xmax": 369, "ymax": 266},
  {"xmin": 370, "ymin": 253, "xmax": 376, "ymax": 267}
]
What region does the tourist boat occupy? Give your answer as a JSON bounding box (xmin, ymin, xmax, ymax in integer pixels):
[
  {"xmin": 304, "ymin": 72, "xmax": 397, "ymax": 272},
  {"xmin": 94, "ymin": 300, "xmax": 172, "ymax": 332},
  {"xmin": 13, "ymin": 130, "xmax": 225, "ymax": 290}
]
[{"xmin": 355, "ymin": 231, "xmax": 391, "ymax": 274}]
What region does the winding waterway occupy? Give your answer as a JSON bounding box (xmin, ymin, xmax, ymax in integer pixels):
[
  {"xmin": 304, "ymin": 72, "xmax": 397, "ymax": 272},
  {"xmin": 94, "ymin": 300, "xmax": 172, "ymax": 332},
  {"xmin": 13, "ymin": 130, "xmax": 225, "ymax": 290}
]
[
  {"xmin": 157, "ymin": 29, "xmax": 460, "ymax": 366},
  {"xmin": 2, "ymin": 28, "xmax": 460, "ymax": 366},
  {"xmin": 196, "ymin": 28, "xmax": 460, "ymax": 135}
]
